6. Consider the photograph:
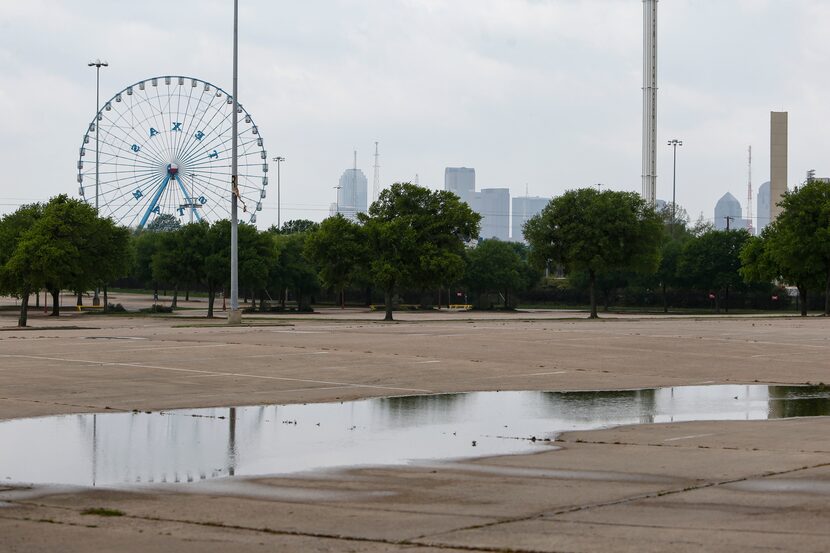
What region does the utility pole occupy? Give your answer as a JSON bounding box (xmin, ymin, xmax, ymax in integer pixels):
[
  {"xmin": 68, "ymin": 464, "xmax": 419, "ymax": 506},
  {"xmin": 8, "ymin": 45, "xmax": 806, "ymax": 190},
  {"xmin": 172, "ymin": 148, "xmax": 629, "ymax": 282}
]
[
  {"xmin": 272, "ymin": 156, "xmax": 285, "ymax": 229},
  {"xmin": 88, "ymin": 59, "xmax": 107, "ymax": 307},
  {"xmin": 228, "ymin": 0, "xmax": 241, "ymax": 324},
  {"xmin": 667, "ymin": 138, "xmax": 683, "ymax": 236},
  {"xmin": 725, "ymin": 215, "xmax": 734, "ymax": 231}
]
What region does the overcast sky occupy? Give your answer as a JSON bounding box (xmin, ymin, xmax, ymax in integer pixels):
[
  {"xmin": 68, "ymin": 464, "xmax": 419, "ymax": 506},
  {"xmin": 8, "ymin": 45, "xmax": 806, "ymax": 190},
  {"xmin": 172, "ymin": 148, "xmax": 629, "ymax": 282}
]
[{"xmin": 2, "ymin": 0, "xmax": 829, "ymax": 229}]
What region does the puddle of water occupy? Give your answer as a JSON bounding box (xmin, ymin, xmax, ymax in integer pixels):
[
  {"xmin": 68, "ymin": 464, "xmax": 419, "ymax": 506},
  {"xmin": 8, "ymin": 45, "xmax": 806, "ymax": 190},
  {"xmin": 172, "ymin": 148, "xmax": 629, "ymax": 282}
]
[{"xmin": 0, "ymin": 385, "xmax": 827, "ymax": 488}]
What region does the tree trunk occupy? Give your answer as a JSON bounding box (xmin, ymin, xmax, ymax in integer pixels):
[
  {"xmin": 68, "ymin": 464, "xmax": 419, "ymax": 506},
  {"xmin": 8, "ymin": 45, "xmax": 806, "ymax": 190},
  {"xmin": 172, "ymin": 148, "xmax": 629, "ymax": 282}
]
[
  {"xmin": 384, "ymin": 288, "xmax": 394, "ymax": 321},
  {"xmin": 35, "ymin": 291, "xmax": 40, "ymax": 308},
  {"xmin": 251, "ymin": 292, "xmax": 257, "ymax": 311},
  {"xmin": 340, "ymin": 286, "xmax": 345, "ymax": 309},
  {"xmin": 799, "ymin": 286, "xmax": 808, "ymax": 317},
  {"xmin": 207, "ymin": 286, "xmax": 215, "ymax": 318},
  {"xmin": 715, "ymin": 293, "xmax": 721, "ymax": 314},
  {"xmin": 662, "ymin": 282, "xmax": 668, "ymax": 313},
  {"xmin": 51, "ymin": 289, "xmax": 60, "ymax": 317},
  {"xmin": 18, "ymin": 290, "xmax": 30, "ymax": 327},
  {"xmin": 281, "ymin": 288, "xmax": 287, "ymax": 309},
  {"xmin": 588, "ymin": 271, "xmax": 598, "ymax": 319},
  {"xmin": 603, "ymin": 290, "xmax": 610, "ymax": 312},
  {"xmin": 76, "ymin": 291, "xmax": 83, "ymax": 306},
  {"xmin": 153, "ymin": 284, "xmax": 159, "ymax": 305},
  {"xmin": 825, "ymin": 272, "xmax": 830, "ymax": 316},
  {"xmin": 171, "ymin": 287, "xmax": 178, "ymax": 309},
  {"xmin": 103, "ymin": 285, "xmax": 109, "ymax": 313},
  {"xmin": 725, "ymin": 284, "xmax": 730, "ymax": 313},
  {"xmin": 186, "ymin": 287, "xmax": 190, "ymax": 302}
]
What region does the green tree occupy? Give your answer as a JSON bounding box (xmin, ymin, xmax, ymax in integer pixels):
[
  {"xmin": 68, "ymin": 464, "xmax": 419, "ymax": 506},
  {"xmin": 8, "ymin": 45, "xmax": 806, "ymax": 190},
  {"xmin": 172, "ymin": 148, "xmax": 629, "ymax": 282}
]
[
  {"xmin": 269, "ymin": 219, "xmax": 320, "ymax": 235},
  {"xmin": 239, "ymin": 223, "xmax": 276, "ymax": 310},
  {"xmin": 359, "ymin": 183, "xmax": 480, "ymax": 321},
  {"xmin": 464, "ymin": 239, "xmax": 529, "ymax": 309},
  {"xmin": 305, "ymin": 215, "xmax": 367, "ymax": 308},
  {"xmin": 524, "ymin": 188, "xmax": 662, "ymax": 318},
  {"xmin": 204, "ymin": 220, "xmax": 231, "ymax": 318},
  {"xmin": 678, "ymin": 229, "xmax": 750, "ymax": 313},
  {"xmin": 145, "ymin": 213, "xmax": 181, "ymax": 233},
  {"xmin": 0, "ymin": 203, "xmax": 44, "ymax": 326},
  {"xmin": 133, "ymin": 231, "xmax": 164, "ymax": 304},
  {"xmin": 768, "ymin": 180, "xmax": 830, "ymax": 315},
  {"xmin": 89, "ymin": 218, "xmax": 132, "ymax": 310},
  {"xmin": 271, "ymin": 232, "xmax": 319, "ymax": 311}
]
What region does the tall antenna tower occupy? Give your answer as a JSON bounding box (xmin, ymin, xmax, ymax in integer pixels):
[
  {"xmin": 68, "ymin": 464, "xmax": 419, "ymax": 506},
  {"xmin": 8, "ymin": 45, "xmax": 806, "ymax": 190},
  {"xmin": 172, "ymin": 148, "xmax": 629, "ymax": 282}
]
[
  {"xmin": 372, "ymin": 141, "xmax": 380, "ymax": 202},
  {"xmin": 642, "ymin": 0, "xmax": 659, "ymax": 204},
  {"xmin": 747, "ymin": 145, "xmax": 754, "ymax": 235}
]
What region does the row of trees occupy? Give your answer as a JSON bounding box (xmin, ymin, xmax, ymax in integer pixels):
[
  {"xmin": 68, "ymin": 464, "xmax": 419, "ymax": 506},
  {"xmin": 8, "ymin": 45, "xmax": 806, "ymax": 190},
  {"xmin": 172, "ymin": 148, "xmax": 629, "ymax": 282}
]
[
  {"xmin": 0, "ymin": 196, "xmax": 130, "ymax": 326},
  {"xmin": 2, "ymin": 180, "xmax": 829, "ymax": 326}
]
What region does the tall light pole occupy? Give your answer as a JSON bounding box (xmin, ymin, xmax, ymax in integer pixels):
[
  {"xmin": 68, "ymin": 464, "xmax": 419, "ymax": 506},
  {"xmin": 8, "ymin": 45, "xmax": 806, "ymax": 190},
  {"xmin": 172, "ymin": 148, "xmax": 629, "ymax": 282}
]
[
  {"xmin": 88, "ymin": 59, "xmax": 107, "ymax": 307},
  {"xmin": 667, "ymin": 138, "xmax": 683, "ymax": 235},
  {"xmin": 273, "ymin": 156, "xmax": 284, "ymax": 229},
  {"xmin": 228, "ymin": 0, "xmax": 241, "ymax": 324}
]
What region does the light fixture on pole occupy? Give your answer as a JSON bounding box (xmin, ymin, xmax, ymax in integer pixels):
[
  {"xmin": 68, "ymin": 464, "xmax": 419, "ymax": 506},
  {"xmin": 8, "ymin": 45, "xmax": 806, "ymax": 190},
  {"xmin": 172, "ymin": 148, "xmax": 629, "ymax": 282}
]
[
  {"xmin": 228, "ymin": 0, "xmax": 241, "ymax": 325},
  {"xmin": 667, "ymin": 138, "xmax": 683, "ymax": 235},
  {"xmin": 272, "ymin": 156, "xmax": 285, "ymax": 229},
  {"xmin": 88, "ymin": 58, "xmax": 107, "ymax": 307},
  {"xmin": 334, "ymin": 185, "xmax": 341, "ymax": 215}
]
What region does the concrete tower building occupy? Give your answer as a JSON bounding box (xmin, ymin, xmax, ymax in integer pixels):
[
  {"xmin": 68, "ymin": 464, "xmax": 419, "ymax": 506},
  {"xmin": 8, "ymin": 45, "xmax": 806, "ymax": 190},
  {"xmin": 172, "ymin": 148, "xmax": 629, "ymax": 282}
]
[
  {"xmin": 478, "ymin": 188, "xmax": 510, "ymax": 241},
  {"xmin": 642, "ymin": 0, "xmax": 659, "ymax": 204},
  {"xmin": 337, "ymin": 166, "xmax": 368, "ymax": 221},
  {"xmin": 770, "ymin": 112, "xmax": 788, "ymax": 221},
  {"xmin": 444, "ymin": 167, "xmax": 476, "ymax": 206},
  {"xmin": 756, "ymin": 181, "xmax": 771, "ymax": 234},
  {"xmin": 511, "ymin": 196, "xmax": 549, "ymax": 242}
]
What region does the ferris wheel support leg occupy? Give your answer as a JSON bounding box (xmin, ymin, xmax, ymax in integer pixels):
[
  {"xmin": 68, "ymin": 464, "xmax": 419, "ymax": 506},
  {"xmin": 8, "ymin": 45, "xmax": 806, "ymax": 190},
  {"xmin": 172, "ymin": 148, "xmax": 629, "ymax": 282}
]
[
  {"xmin": 174, "ymin": 175, "xmax": 202, "ymax": 222},
  {"xmin": 138, "ymin": 175, "xmax": 171, "ymax": 231}
]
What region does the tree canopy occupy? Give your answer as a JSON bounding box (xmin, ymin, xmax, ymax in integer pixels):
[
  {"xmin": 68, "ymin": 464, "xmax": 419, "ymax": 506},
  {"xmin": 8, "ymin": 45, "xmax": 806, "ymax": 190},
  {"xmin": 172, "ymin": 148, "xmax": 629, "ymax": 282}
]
[
  {"xmin": 360, "ymin": 183, "xmax": 480, "ymax": 320},
  {"xmin": 524, "ymin": 188, "xmax": 662, "ymax": 318}
]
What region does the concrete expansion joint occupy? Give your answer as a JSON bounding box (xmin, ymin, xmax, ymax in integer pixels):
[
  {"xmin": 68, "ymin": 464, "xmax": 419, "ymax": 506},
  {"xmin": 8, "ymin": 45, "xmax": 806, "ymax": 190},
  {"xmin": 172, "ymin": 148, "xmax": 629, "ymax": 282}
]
[
  {"xmin": 0, "ymin": 503, "xmax": 558, "ymax": 553},
  {"xmin": 417, "ymin": 459, "xmax": 830, "ymax": 542}
]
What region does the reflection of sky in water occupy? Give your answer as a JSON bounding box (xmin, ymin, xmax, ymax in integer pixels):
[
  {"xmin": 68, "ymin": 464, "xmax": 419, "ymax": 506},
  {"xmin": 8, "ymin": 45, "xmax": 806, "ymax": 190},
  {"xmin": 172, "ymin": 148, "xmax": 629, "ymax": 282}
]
[{"xmin": 0, "ymin": 385, "xmax": 828, "ymax": 488}]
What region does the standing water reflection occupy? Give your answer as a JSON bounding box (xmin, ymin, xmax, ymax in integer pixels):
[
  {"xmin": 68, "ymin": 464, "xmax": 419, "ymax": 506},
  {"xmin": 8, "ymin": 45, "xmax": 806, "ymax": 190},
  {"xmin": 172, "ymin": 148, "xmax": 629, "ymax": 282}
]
[{"xmin": 0, "ymin": 385, "xmax": 828, "ymax": 487}]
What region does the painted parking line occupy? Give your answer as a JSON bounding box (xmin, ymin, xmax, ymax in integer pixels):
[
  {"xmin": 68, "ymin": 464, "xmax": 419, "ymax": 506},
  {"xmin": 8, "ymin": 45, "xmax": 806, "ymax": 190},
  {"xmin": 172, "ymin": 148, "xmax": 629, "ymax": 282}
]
[
  {"xmin": 0, "ymin": 354, "xmax": 433, "ymax": 394},
  {"xmin": 663, "ymin": 433, "xmax": 715, "ymax": 442}
]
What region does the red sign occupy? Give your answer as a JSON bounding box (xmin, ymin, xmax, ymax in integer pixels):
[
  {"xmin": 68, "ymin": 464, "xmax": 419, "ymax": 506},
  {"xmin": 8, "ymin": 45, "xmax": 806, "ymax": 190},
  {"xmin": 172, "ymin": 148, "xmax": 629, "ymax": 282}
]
[{"xmin": 708, "ymin": 293, "xmax": 716, "ymax": 300}]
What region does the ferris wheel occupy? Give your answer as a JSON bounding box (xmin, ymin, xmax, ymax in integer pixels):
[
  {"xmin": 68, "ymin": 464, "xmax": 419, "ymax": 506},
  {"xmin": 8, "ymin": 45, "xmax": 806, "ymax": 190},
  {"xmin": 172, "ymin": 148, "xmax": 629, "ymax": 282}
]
[{"xmin": 76, "ymin": 76, "xmax": 268, "ymax": 229}]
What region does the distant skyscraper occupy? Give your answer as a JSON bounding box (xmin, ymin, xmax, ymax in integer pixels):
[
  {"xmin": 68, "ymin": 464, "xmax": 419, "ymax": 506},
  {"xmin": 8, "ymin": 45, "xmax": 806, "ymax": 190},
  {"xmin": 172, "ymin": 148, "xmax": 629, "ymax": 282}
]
[
  {"xmin": 756, "ymin": 181, "xmax": 771, "ymax": 234},
  {"xmin": 444, "ymin": 167, "xmax": 476, "ymax": 205},
  {"xmin": 337, "ymin": 167, "xmax": 368, "ymax": 220},
  {"xmin": 511, "ymin": 196, "xmax": 549, "ymax": 242},
  {"xmin": 478, "ymin": 188, "xmax": 510, "ymax": 241},
  {"xmin": 714, "ymin": 192, "xmax": 748, "ymax": 231}
]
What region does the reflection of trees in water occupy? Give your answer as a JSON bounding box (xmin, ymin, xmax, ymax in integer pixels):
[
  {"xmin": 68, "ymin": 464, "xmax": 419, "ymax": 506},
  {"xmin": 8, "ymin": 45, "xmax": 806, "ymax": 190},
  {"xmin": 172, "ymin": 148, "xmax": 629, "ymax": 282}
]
[
  {"xmin": 376, "ymin": 393, "xmax": 467, "ymax": 427},
  {"xmin": 768, "ymin": 386, "xmax": 830, "ymax": 419},
  {"xmin": 540, "ymin": 389, "xmax": 658, "ymax": 424}
]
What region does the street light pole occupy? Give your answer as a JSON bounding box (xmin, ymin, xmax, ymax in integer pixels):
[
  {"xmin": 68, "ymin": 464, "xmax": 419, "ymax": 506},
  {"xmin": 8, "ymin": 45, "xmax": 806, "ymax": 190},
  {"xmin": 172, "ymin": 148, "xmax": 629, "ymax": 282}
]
[
  {"xmin": 228, "ymin": 0, "xmax": 241, "ymax": 324},
  {"xmin": 667, "ymin": 139, "xmax": 683, "ymax": 235},
  {"xmin": 88, "ymin": 59, "xmax": 108, "ymax": 307},
  {"xmin": 272, "ymin": 156, "xmax": 284, "ymax": 229}
]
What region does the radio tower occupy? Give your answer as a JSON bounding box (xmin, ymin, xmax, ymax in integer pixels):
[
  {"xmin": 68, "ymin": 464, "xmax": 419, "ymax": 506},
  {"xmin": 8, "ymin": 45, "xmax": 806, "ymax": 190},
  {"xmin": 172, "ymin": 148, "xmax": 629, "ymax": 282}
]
[
  {"xmin": 747, "ymin": 145, "xmax": 754, "ymax": 235},
  {"xmin": 372, "ymin": 141, "xmax": 380, "ymax": 202}
]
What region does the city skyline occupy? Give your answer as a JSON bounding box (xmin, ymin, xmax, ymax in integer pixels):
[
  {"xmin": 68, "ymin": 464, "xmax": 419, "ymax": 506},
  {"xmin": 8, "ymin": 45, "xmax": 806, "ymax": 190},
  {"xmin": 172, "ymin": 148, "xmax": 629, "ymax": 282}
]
[{"xmin": 3, "ymin": 1, "xmax": 830, "ymax": 228}]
